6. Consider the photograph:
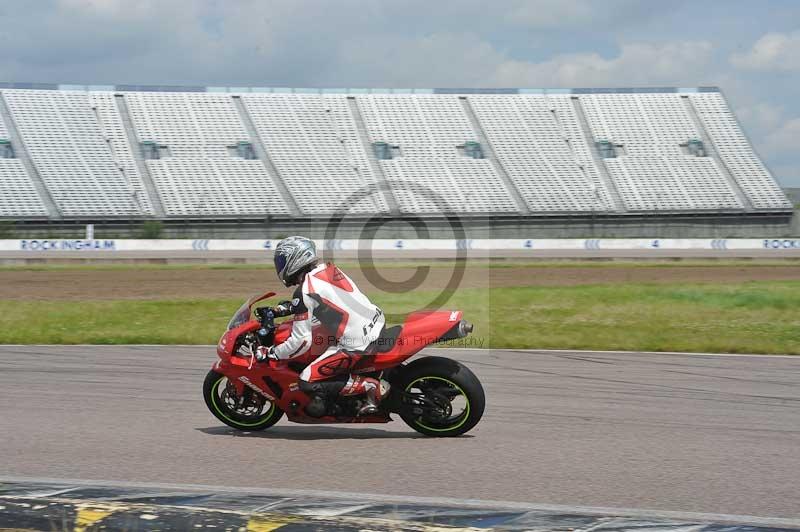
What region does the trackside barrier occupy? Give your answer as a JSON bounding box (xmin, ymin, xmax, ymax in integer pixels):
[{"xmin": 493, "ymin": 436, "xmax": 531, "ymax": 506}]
[{"xmin": 1, "ymin": 238, "xmax": 800, "ymax": 252}]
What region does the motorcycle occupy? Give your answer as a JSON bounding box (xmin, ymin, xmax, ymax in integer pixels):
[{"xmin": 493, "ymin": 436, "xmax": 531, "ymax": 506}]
[{"xmin": 203, "ymin": 292, "xmax": 485, "ymax": 437}]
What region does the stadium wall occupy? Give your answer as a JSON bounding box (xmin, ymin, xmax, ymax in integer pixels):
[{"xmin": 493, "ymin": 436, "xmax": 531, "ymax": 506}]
[{"xmin": 1, "ymin": 211, "xmax": 798, "ymax": 239}]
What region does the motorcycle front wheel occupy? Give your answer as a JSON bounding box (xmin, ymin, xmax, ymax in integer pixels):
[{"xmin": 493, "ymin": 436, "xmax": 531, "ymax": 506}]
[
  {"xmin": 396, "ymin": 357, "xmax": 485, "ymax": 437},
  {"xmin": 203, "ymin": 370, "xmax": 284, "ymax": 431}
]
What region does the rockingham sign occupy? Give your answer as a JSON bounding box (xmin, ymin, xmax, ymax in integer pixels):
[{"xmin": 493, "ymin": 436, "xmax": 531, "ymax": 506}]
[
  {"xmin": 18, "ymin": 239, "xmax": 117, "ymax": 251},
  {"xmin": 1, "ymin": 238, "xmax": 800, "ymax": 252}
]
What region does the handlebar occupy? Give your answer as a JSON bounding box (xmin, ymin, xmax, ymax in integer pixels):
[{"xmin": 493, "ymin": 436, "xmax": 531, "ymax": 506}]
[
  {"xmin": 255, "ymin": 299, "xmax": 294, "ymax": 331},
  {"xmin": 254, "ymin": 306, "xmax": 276, "ymax": 333}
]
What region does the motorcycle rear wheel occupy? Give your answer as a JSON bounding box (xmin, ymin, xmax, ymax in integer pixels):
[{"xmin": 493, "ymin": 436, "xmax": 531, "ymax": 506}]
[
  {"xmin": 397, "ymin": 357, "xmax": 485, "ymax": 437},
  {"xmin": 203, "ymin": 370, "xmax": 284, "ymax": 431}
]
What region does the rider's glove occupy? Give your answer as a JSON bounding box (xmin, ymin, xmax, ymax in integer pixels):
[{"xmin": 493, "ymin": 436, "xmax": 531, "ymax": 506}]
[
  {"xmin": 255, "ymin": 345, "xmax": 278, "ymax": 362},
  {"xmin": 272, "ymin": 300, "xmax": 294, "ymax": 317},
  {"xmin": 254, "ymin": 306, "xmax": 273, "ymax": 322}
]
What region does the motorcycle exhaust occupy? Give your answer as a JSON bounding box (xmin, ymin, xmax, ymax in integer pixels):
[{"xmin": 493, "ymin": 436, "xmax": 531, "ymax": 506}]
[{"xmin": 435, "ymin": 319, "xmax": 474, "ymax": 343}]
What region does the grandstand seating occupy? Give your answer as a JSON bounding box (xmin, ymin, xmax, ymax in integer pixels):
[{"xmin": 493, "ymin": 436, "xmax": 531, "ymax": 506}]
[
  {"xmin": 690, "ymin": 92, "xmax": 791, "ymax": 210},
  {"xmin": 242, "ymin": 94, "xmax": 384, "ymax": 215},
  {"xmin": 123, "ymin": 92, "xmax": 289, "ymax": 217},
  {"xmin": 356, "ymin": 94, "xmax": 518, "ymax": 213},
  {"xmin": 2, "ymin": 90, "xmax": 141, "ymax": 217},
  {"xmin": 470, "ymin": 94, "xmax": 614, "ymax": 212},
  {"xmin": 0, "ymin": 159, "xmax": 48, "ymax": 217},
  {"xmin": 580, "ymin": 93, "xmax": 744, "ymax": 211},
  {"xmin": 0, "ymin": 110, "xmax": 48, "ymax": 217},
  {"xmin": 0, "ymin": 85, "xmax": 791, "ymax": 219},
  {"xmin": 88, "ymin": 92, "xmax": 154, "ymax": 215}
]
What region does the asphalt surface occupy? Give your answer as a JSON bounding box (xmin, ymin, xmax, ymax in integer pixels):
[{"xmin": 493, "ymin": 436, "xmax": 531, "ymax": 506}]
[{"xmin": 0, "ymin": 346, "xmax": 798, "ymax": 519}]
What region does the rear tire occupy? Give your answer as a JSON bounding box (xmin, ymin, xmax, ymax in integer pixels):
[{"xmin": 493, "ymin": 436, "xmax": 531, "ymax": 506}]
[
  {"xmin": 396, "ymin": 357, "xmax": 485, "ymax": 437},
  {"xmin": 203, "ymin": 370, "xmax": 283, "ymax": 431}
]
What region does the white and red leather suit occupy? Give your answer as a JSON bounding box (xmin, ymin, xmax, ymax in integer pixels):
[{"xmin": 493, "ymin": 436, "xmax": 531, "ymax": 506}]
[{"xmin": 272, "ymin": 262, "xmax": 385, "ymax": 392}]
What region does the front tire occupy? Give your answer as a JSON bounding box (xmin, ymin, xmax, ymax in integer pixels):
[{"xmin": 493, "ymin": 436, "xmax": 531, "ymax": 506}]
[
  {"xmin": 203, "ymin": 370, "xmax": 283, "ymax": 431},
  {"xmin": 396, "ymin": 357, "xmax": 485, "ymax": 437}
]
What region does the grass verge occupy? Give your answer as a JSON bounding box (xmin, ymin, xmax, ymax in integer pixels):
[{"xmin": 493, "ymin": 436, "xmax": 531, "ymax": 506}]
[{"xmin": 1, "ymin": 281, "xmax": 798, "ymax": 354}]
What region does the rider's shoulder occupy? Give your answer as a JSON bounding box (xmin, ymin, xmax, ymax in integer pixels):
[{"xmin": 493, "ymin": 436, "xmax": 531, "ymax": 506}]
[
  {"xmin": 306, "ymin": 262, "xmax": 354, "ymax": 292},
  {"xmin": 310, "ymin": 262, "xmax": 343, "ymax": 277}
]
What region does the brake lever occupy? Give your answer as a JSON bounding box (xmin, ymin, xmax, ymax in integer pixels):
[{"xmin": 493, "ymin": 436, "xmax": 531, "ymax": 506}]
[{"xmin": 246, "ymin": 342, "xmax": 256, "ymax": 370}]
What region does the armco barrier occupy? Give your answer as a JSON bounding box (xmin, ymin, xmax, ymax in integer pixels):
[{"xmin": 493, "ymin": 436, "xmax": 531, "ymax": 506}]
[{"xmin": 1, "ymin": 238, "xmax": 800, "ymax": 252}]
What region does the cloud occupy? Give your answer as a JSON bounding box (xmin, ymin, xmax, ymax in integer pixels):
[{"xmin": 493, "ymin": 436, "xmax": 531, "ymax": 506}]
[
  {"xmin": 332, "ymin": 35, "xmax": 718, "ymax": 89},
  {"xmin": 56, "ymin": 0, "xmax": 160, "ymax": 17},
  {"xmin": 769, "ymin": 163, "xmax": 800, "ymax": 188},
  {"xmin": 333, "ymin": 32, "xmax": 508, "ymax": 87},
  {"xmin": 736, "ymin": 102, "xmax": 785, "ymax": 136},
  {"xmin": 490, "ymin": 41, "xmax": 714, "ymax": 87},
  {"xmin": 503, "ymin": 0, "xmax": 684, "ymax": 31},
  {"xmin": 742, "ymin": 111, "xmax": 800, "ymax": 186},
  {"xmin": 503, "ymin": 0, "xmax": 596, "ymax": 28},
  {"xmin": 0, "ymin": 1, "xmax": 794, "ymax": 186},
  {"xmin": 0, "ymin": 1, "xmax": 715, "ymax": 88},
  {"xmin": 730, "ymin": 31, "xmax": 800, "ymax": 71},
  {"xmin": 763, "ymin": 117, "xmax": 800, "ymax": 158}
]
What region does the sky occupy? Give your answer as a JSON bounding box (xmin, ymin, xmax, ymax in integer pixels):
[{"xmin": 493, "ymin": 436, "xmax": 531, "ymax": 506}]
[{"xmin": 0, "ymin": 0, "xmax": 798, "ymax": 186}]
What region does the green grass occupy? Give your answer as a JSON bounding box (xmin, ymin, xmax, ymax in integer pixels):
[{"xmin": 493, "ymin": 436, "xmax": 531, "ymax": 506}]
[
  {"xmin": 479, "ymin": 282, "xmax": 800, "ymax": 354},
  {"xmin": 2, "ymin": 281, "xmax": 799, "ymax": 354}
]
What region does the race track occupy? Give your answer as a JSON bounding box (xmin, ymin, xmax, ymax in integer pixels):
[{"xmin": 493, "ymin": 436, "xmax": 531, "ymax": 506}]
[{"xmin": 1, "ymin": 346, "xmax": 798, "ymax": 519}]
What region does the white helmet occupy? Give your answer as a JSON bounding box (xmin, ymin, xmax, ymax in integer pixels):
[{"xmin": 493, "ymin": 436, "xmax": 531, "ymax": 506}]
[{"xmin": 273, "ymin": 236, "xmax": 318, "ymax": 286}]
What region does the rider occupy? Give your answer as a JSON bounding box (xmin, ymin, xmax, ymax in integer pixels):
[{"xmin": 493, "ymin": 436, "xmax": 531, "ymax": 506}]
[{"xmin": 256, "ymin": 236, "xmax": 389, "ymax": 417}]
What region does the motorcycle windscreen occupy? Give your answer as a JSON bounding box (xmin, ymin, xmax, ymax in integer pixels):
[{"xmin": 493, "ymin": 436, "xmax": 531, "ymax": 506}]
[{"xmin": 226, "ymin": 292, "xmax": 276, "ymax": 330}]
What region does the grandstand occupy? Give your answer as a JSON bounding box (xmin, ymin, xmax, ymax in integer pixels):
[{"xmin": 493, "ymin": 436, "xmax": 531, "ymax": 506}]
[{"xmin": 0, "ymin": 83, "xmax": 793, "ymax": 235}]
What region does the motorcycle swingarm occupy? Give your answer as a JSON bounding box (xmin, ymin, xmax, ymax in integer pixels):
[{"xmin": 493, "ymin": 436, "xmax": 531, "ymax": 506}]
[{"xmin": 393, "ymin": 391, "xmax": 451, "ymax": 418}]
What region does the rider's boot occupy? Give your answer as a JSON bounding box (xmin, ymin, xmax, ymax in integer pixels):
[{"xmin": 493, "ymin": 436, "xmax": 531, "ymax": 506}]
[{"xmin": 339, "ymin": 375, "xmax": 390, "ymax": 416}]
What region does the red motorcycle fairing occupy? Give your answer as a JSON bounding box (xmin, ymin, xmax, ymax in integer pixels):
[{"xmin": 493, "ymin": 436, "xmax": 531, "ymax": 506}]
[
  {"xmin": 212, "ymin": 292, "xmax": 466, "ymax": 423},
  {"xmin": 214, "ymin": 349, "xmax": 390, "ymax": 424},
  {"xmin": 216, "ymin": 319, "xmax": 332, "ymax": 399},
  {"xmin": 353, "ymin": 310, "xmax": 463, "ymax": 373}
]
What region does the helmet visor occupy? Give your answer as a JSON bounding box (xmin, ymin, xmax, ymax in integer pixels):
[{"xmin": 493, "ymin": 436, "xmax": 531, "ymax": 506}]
[{"xmin": 274, "ymin": 252, "xmax": 288, "ymax": 279}]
